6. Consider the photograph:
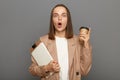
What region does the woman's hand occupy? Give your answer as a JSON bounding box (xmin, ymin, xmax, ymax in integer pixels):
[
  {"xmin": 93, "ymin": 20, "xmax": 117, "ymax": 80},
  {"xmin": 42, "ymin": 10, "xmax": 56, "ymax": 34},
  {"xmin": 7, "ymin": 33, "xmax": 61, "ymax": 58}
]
[
  {"xmin": 46, "ymin": 60, "xmax": 60, "ymax": 73},
  {"xmin": 79, "ymin": 28, "xmax": 91, "ymax": 48}
]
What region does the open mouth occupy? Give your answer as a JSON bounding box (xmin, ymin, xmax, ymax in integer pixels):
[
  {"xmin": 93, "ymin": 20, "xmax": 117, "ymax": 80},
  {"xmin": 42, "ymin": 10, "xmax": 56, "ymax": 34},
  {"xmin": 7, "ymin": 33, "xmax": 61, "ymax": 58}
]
[{"xmin": 58, "ymin": 22, "xmax": 62, "ymax": 25}]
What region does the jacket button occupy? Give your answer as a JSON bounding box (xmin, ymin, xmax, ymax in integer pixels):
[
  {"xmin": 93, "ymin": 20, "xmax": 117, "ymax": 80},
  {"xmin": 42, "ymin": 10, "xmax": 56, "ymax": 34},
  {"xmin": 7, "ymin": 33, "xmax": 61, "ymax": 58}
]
[
  {"xmin": 32, "ymin": 43, "xmax": 36, "ymax": 49},
  {"xmin": 76, "ymin": 72, "xmax": 79, "ymax": 75}
]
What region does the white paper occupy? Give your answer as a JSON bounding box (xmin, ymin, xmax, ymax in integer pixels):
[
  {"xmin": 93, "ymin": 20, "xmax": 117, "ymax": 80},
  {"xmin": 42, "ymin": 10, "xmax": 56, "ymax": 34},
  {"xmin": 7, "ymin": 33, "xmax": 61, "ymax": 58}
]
[{"xmin": 32, "ymin": 42, "xmax": 53, "ymax": 66}]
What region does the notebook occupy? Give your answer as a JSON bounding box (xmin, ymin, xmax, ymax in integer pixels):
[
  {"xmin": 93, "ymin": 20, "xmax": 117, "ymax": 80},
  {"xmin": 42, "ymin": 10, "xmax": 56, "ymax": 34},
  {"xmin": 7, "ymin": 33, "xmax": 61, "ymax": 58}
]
[{"xmin": 31, "ymin": 42, "xmax": 53, "ymax": 66}]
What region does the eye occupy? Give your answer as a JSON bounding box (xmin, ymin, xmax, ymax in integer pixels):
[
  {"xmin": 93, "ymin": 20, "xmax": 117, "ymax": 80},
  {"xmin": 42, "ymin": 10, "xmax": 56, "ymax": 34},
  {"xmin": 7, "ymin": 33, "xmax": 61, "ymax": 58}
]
[
  {"xmin": 53, "ymin": 14, "xmax": 58, "ymax": 17},
  {"xmin": 62, "ymin": 13, "xmax": 67, "ymax": 17}
]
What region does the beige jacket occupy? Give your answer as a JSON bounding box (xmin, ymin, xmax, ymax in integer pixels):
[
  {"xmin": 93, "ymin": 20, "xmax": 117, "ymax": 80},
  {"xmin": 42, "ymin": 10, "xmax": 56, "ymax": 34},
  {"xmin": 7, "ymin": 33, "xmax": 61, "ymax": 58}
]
[{"xmin": 29, "ymin": 35, "xmax": 92, "ymax": 80}]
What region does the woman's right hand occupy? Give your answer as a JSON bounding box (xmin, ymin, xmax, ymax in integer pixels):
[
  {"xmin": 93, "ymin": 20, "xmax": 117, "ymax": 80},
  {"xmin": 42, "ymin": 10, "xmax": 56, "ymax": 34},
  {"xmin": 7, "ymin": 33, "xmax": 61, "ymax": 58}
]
[{"xmin": 46, "ymin": 60, "xmax": 60, "ymax": 72}]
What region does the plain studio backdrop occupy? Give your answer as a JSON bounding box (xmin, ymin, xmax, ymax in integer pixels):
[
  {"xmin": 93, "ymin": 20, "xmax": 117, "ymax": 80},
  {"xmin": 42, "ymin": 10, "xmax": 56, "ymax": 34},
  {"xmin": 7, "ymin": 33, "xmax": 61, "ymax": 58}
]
[{"xmin": 0, "ymin": 0, "xmax": 120, "ymax": 80}]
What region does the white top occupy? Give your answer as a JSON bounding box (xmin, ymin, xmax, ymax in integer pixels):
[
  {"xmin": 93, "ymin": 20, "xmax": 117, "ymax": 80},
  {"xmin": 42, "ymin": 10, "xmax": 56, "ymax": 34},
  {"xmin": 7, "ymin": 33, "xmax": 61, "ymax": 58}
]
[{"xmin": 55, "ymin": 36, "xmax": 69, "ymax": 80}]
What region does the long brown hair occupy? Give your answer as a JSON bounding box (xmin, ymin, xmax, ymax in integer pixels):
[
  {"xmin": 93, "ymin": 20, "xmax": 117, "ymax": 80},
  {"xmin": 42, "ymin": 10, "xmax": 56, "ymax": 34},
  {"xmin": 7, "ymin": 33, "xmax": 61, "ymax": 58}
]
[{"xmin": 48, "ymin": 4, "xmax": 73, "ymax": 40}]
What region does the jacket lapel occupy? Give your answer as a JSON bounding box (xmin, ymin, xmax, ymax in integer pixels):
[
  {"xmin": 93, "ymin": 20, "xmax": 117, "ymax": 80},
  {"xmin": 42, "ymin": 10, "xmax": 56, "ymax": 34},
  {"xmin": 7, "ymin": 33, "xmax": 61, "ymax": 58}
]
[
  {"xmin": 68, "ymin": 38, "xmax": 76, "ymax": 70},
  {"xmin": 47, "ymin": 40, "xmax": 58, "ymax": 62}
]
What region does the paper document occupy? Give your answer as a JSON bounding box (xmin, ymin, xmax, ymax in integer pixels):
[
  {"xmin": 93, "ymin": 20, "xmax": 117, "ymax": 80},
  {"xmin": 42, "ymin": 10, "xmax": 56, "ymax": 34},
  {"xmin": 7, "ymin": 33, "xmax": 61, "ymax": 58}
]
[{"xmin": 32, "ymin": 42, "xmax": 53, "ymax": 66}]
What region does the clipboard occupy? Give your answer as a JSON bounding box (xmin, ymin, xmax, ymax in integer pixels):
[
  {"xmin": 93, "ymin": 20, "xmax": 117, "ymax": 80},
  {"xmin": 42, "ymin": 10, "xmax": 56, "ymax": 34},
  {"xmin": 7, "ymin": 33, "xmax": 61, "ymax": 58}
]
[{"xmin": 31, "ymin": 42, "xmax": 53, "ymax": 66}]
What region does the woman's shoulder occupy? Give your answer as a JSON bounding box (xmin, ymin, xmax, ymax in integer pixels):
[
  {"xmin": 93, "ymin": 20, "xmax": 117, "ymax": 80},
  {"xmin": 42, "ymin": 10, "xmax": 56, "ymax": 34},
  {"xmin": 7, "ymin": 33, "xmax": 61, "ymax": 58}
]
[
  {"xmin": 40, "ymin": 34, "xmax": 48, "ymax": 39},
  {"xmin": 39, "ymin": 34, "xmax": 49, "ymax": 42},
  {"xmin": 73, "ymin": 34, "xmax": 80, "ymax": 43},
  {"xmin": 73, "ymin": 34, "xmax": 79, "ymax": 40}
]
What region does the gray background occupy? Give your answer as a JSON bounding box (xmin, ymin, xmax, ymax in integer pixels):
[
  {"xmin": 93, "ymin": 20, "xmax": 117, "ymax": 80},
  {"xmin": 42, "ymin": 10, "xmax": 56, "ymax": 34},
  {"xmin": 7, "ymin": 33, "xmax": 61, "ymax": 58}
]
[{"xmin": 0, "ymin": 0, "xmax": 120, "ymax": 80}]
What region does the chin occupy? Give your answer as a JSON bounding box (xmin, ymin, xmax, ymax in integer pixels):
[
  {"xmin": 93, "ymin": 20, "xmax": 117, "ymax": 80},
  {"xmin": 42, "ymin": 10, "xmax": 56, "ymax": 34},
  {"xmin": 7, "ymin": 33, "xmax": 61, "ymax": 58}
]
[{"xmin": 57, "ymin": 29, "xmax": 65, "ymax": 32}]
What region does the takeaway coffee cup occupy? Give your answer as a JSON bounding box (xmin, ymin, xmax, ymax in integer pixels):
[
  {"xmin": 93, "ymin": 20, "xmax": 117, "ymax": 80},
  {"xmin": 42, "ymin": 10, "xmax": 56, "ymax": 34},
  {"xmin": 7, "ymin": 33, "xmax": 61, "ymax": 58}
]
[{"xmin": 79, "ymin": 26, "xmax": 89, "ymax": 35}]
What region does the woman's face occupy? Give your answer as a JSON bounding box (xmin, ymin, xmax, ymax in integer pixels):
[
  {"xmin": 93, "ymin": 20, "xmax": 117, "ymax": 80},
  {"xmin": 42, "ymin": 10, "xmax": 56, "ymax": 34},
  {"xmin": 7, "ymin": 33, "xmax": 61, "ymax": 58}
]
[{"xmin": 52, "ymin": 6, "xmax": 68, "ymax": 33}]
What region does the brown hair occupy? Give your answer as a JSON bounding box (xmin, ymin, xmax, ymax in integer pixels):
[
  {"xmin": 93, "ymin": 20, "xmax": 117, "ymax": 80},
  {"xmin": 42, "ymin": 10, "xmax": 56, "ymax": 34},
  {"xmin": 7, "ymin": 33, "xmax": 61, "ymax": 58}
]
[{"xmin": 48, "ymin": 4, "xmax": 73, "ymax": 40}]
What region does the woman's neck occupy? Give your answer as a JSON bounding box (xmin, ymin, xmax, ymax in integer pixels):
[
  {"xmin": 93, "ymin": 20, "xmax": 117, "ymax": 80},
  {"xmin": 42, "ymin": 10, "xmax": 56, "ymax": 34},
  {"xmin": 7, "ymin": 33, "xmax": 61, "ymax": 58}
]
[{"xmin": 55, "ymin": 31, "xmax": 66, "ymax": 38}]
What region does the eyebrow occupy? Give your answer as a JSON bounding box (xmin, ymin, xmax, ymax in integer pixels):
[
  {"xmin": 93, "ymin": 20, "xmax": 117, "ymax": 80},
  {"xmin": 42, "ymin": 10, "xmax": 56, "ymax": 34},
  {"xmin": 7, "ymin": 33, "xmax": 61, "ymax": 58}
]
[{"xmin": 53, "ymin": 12, "xmax": 67, "ymax": 15}]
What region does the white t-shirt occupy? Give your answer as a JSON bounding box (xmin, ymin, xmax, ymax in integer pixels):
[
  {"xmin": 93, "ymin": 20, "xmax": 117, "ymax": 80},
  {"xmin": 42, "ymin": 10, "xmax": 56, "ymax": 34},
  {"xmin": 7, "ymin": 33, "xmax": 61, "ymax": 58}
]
[{"xmin": 55, "ymin": 36, "xmax": 69, "ymax": 80}]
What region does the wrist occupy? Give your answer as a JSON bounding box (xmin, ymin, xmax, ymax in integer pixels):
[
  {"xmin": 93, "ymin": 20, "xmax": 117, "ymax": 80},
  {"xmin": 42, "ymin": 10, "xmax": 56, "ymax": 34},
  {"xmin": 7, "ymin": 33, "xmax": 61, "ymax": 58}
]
[
  {"xmin": 84, "ymin": 41, "xmax": 89, "ymax": 48},
  {"xmin": 43, "ymin": 65, "xmax": 50, "ymax": 73}
]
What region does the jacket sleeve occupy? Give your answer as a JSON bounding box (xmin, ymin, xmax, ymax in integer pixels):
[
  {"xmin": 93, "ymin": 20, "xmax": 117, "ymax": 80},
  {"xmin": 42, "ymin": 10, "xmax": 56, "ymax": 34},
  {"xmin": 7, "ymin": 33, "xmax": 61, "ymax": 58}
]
[
  {"xmin": 28, "ymin": 40, "xmax": 50, "ymax": 78},
  {"xmin": 29, "ymin": 57, "xmax": 50, "ymax": 78},
  {"xmin": 80, "ymin": 42, "xmax": 92, "ymax": 76}
]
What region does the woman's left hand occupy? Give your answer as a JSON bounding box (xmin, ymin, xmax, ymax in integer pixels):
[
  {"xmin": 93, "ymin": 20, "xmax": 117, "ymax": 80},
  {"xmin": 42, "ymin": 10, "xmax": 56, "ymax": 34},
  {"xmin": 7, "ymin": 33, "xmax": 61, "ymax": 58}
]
[{"xmin": 79, "ymin": 28, "xmax": 91, "ymax": 48}]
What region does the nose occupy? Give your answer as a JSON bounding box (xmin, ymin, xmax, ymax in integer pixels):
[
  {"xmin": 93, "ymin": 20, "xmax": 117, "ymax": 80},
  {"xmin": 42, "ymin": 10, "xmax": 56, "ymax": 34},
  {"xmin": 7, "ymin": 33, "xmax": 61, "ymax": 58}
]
[{"xmin": 58, "ymin": 16, "xmax": 62, "ymax": 20}]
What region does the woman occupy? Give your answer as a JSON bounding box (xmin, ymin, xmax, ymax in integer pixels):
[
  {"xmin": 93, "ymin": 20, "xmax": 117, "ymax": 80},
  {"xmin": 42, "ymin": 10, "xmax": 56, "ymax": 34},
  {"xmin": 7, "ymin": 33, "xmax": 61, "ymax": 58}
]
[{"xmin": 29, "ymin": 4, "xmax": 92, "ymax": 80}]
